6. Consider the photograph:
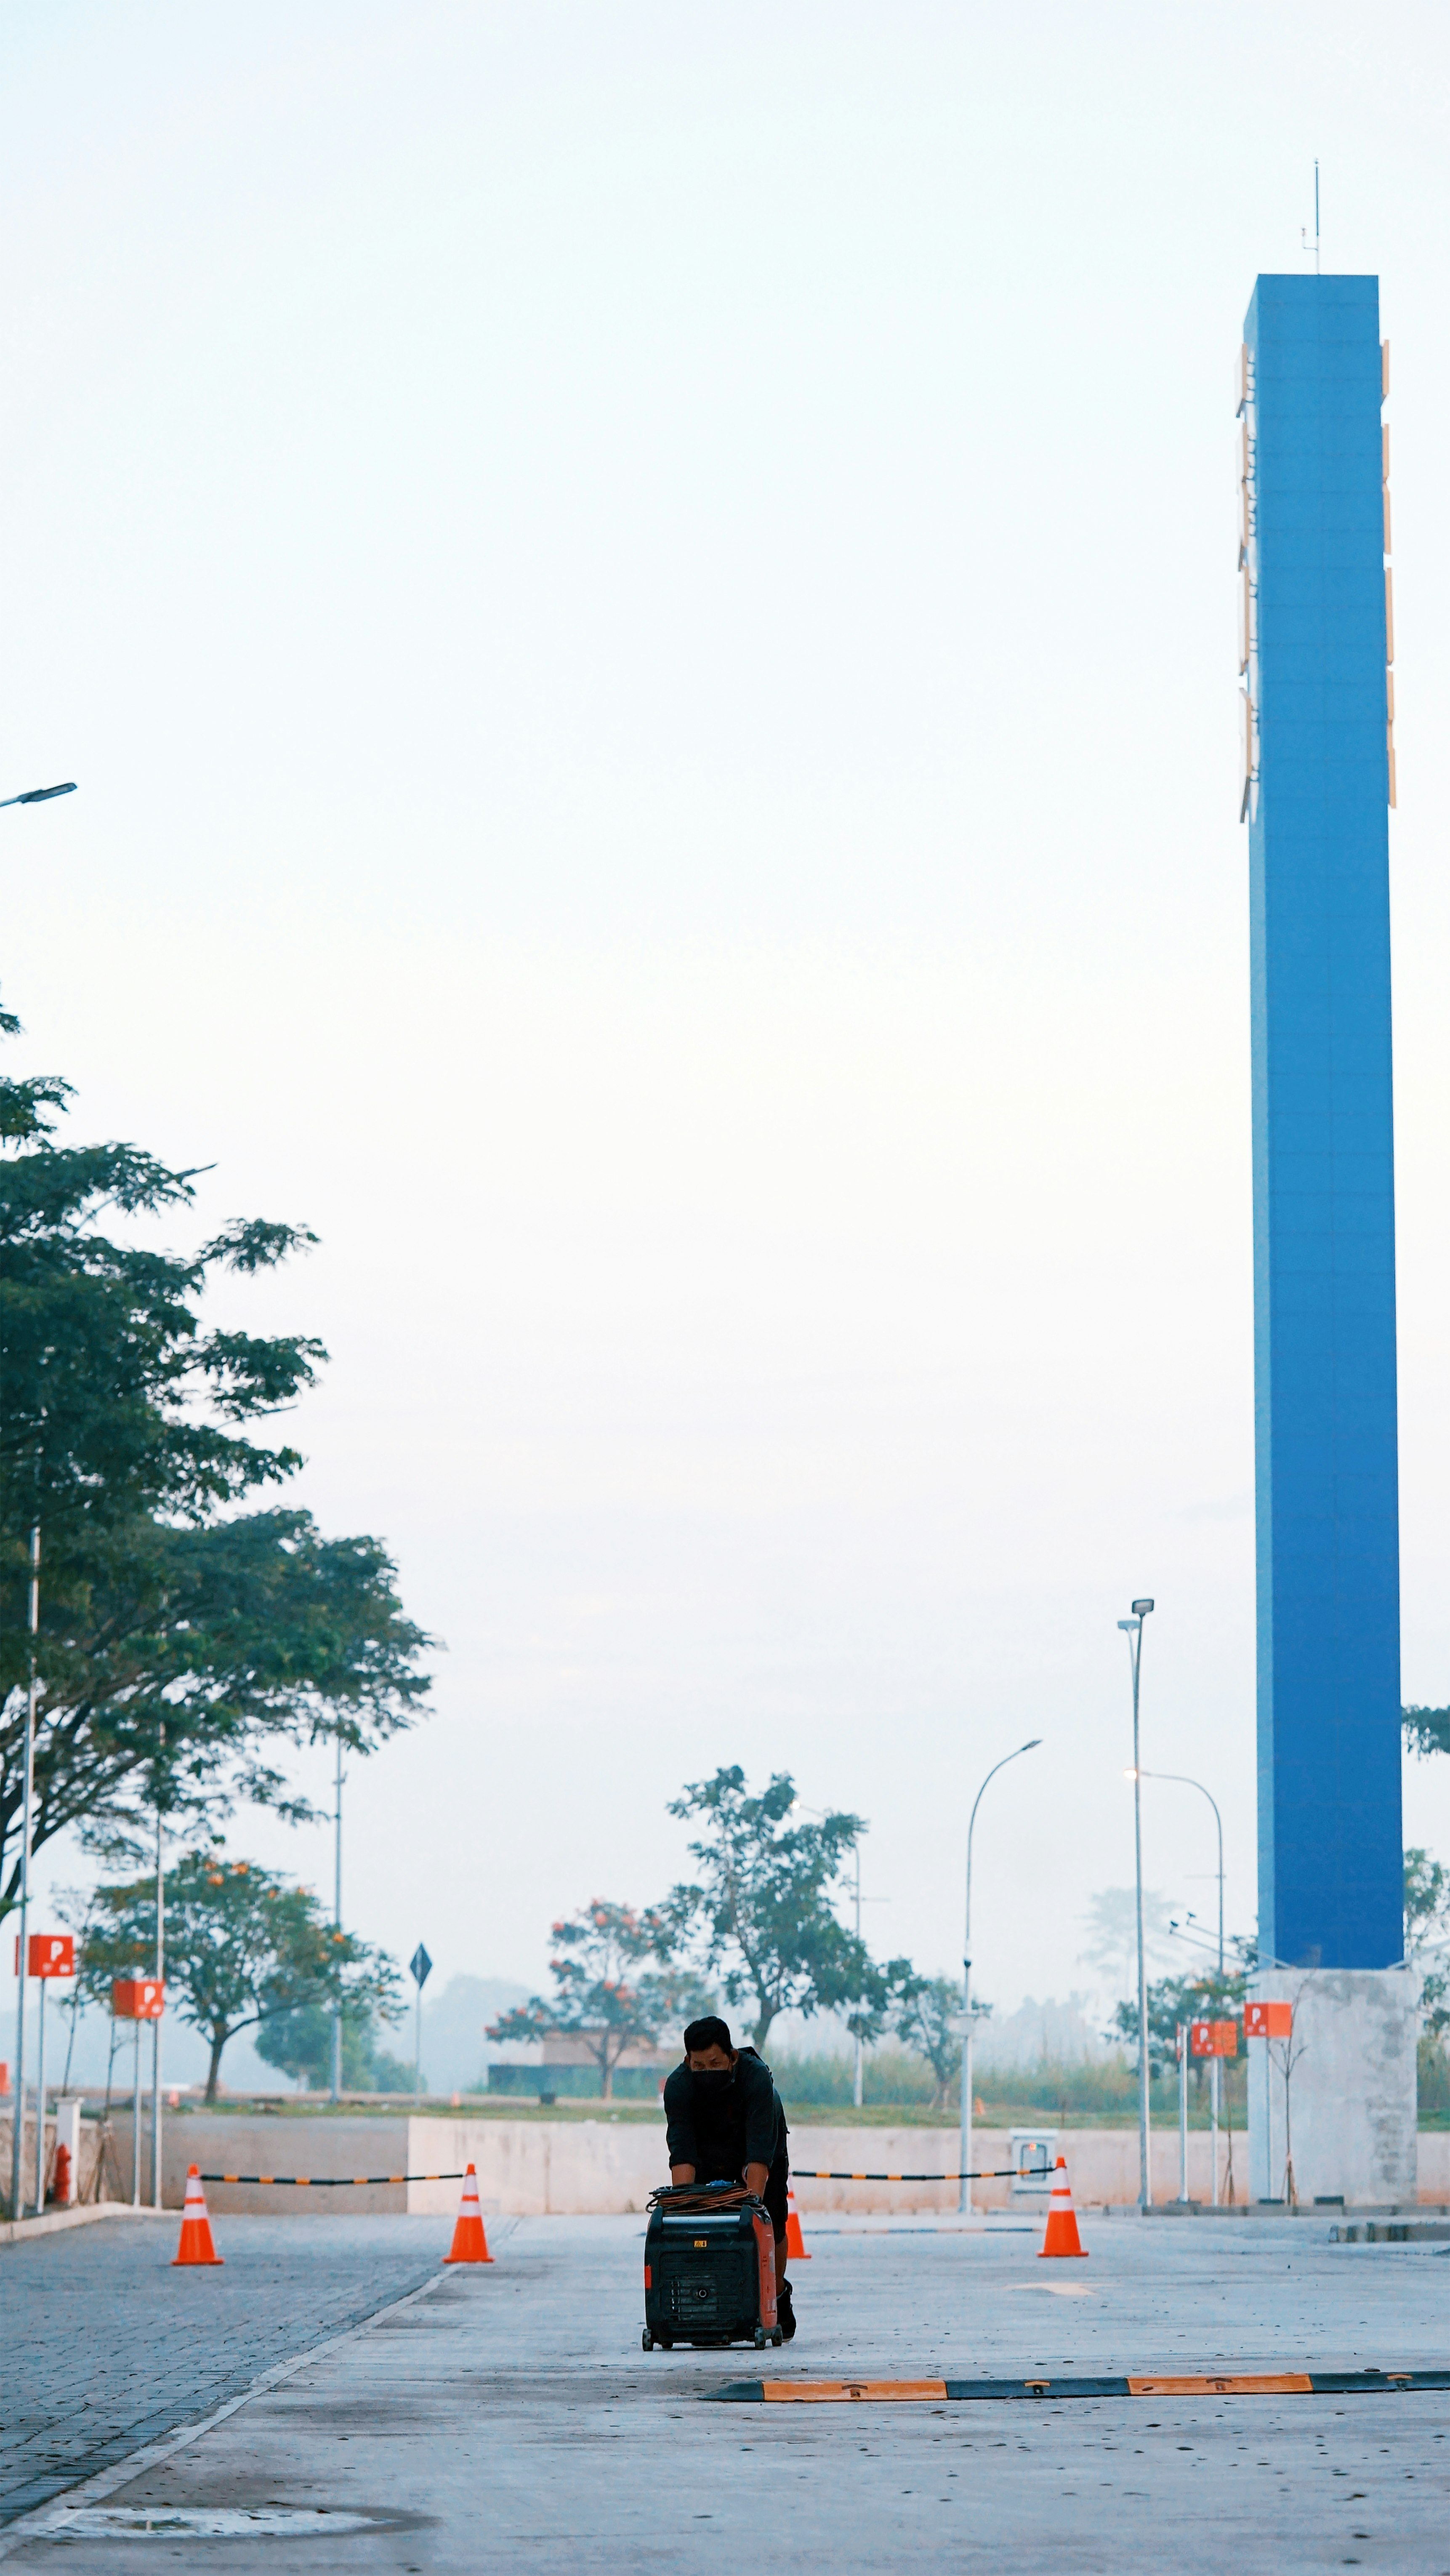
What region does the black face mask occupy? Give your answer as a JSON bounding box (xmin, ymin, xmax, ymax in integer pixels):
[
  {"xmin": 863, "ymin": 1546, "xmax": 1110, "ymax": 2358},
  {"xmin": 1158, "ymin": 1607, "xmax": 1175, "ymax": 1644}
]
[{"xmin": 692, "ymin": 2068, "xmax": 734, "ymax": 2093}]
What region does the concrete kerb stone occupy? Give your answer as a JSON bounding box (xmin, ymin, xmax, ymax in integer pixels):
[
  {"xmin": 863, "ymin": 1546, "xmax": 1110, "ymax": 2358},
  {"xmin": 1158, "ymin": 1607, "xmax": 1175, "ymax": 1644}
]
[{"xmin": 0, "ymin": 2206, "xmax": 172, "ymax": 2252}]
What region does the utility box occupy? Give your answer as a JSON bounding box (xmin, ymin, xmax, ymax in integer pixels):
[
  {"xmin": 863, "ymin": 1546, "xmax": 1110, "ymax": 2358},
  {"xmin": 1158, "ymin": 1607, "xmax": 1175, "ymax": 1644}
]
[{"xmin": 1008, "ymin": 2128, "xmax": 1059, "ymax": 2196}]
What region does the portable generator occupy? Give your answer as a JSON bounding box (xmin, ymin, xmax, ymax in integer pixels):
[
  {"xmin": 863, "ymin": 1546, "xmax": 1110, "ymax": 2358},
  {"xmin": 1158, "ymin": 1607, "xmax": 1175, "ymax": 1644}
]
[{"xmin": 642, "ymin": 2183, "xmax": 782, "ymax": 2351}]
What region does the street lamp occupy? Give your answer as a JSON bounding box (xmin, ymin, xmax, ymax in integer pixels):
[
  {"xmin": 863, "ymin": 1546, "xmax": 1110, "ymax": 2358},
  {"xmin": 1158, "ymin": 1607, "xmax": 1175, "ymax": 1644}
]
[
  {"xmin": 0, "ymin": 783, "xmax": 76, "ymax": 808},
  {"xmin": 1125, "ymin": 1763, "xmax": 1226, "ymax": 2204},
  {"xmin": 958, "ymin": 1739, "xmax": 1043, "ymax": 2216},
  {"xmin": 1117, "ymin": 1600, "xmax": 1155, "ymax": 2213},
  {"xmin": 1123, "ymin": 1769, "xmax": 1224, "ymax": 1974}
]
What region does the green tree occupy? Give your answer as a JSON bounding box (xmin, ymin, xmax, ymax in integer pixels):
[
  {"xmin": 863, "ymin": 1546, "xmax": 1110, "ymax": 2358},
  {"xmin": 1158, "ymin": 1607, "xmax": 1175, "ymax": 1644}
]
[
  {"xmin": 1405, "ymin": 1846, "xmax": 1450, "ymax": 2041},
  {"xmin": 1109, "ymin": 1955, "xmax": 1251, "ymax": 2083},
  {"xmin": 254, "ymin": 2000, "xmax": 414, "ymax": 2094},
  {"xmin": 0, "ymin": 1004, "xmax": 431, "ymax": 1906},
  {"xmin": 891, "ymin": 1974, "xmax": 976, "ymax": 2110},
  {"xmin": 663, "ymin": 1767, "xmax": 913, "ymax": 2051},
  {"xmin": 1404, "ymin": 1707, "xmax": 1450, "ymax": 1759},
  {"xmin": 1078, "ymin": 1886, "xmax": 1176, "ymax": 1998},
  {"xmin": 78, "ymin": 1852, "xmax": 402, "ymax": 2102},
  {"xmin": 487, "ymin": 1899, "xmax": 709, "ymax": 2100}
]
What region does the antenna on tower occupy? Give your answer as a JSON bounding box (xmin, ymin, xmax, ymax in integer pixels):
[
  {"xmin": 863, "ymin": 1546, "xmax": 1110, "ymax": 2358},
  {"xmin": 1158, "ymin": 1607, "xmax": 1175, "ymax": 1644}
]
[{"xmin": 1301, "ymin": 160, "xmax": 1321, "ymax": 274}]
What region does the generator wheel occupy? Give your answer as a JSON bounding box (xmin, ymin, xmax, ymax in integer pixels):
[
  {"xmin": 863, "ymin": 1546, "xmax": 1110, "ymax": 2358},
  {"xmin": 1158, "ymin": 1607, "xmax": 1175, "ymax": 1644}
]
[
  {"xmin": 657, "ymin": 2332, "xmax": 673, "ymax": 2348},
  {"xmin": 772, "ymin": 2329, "xmax": 784, "ymax": 2347},
  {"xmin": 753, "ymin": 2327, "xmax": 768, "ymax": 2350},
  {"xmin": 642, "ymin": 2330, "xmax": 654, "ymax": 2351}
]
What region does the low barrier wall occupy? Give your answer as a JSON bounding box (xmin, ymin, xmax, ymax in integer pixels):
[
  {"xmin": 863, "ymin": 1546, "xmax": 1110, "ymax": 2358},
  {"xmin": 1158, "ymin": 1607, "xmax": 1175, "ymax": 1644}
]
[
  {"xmin": 402, "ymin": 2120, "xmax": 1262, "ymax": 2215},
  {"xmin": 396, "ymin": 2121, "xmax": 1450, "ymax": 2214},
  {"xmin": 55, "ymin": 2112, "xmax": 1450, "ymax": 2216},
  {"xmin": 108, "ymin": 2115, "xmax": 414, "ymax": 2215}
]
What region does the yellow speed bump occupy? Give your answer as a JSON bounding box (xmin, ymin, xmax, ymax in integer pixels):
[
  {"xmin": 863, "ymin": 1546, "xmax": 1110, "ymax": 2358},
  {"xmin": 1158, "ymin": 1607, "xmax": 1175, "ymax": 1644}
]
[
  {"xmin": 763, "ymin": 2381, "xmax": 948, "ymax": 2404},
  {"xmin": 709, "ymin": 2366, "xmax": 1450, "ymax": 2406},
  {"xmin": 1127, "ymin": 2374, "xmax": 1312, "ymax": 2397}
]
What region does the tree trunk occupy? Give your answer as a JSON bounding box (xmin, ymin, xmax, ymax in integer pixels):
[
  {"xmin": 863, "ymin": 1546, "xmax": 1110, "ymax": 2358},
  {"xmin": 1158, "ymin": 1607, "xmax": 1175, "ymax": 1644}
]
[
  {"xmin": 205, "ymin": 2030, "xmax": 228, "ymax": 2104},
  {"xmin": 752, "ymin": 2005, "xmax": 774, "ymax": 2051}
]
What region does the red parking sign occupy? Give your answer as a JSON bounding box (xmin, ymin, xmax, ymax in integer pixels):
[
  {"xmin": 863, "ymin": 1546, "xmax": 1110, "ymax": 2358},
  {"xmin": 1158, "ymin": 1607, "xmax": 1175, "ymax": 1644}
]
[
  {"xmin": 1189, "ymin": 2018, "xmax": 1239, "ymax": 2057},
  {"xmin": 14, "ymin": 1933, "xmax": 75, "ymax": 1978},
  {"xmin": 1245, "ymin": 2000, "xmax": 1292, "ymax": 2040},
  {"xmin": 112, "ymin": 1978, "xmax": 165, "ymax": 2021}
]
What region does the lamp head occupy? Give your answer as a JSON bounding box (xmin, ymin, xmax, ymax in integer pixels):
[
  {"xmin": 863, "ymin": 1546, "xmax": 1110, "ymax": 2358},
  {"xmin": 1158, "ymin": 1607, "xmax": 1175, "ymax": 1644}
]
[
  {"xmin": 1131, "ymin": 1598, "xmax": 1155, "ymax": 1617},
  {"xmin": 1021, "ymin": 1737, "xmax": 1043, "ymax": 1751},
  {"xmin": 1116, "ymin": 1617, "xmax": 1139, "ymax": 1634}
]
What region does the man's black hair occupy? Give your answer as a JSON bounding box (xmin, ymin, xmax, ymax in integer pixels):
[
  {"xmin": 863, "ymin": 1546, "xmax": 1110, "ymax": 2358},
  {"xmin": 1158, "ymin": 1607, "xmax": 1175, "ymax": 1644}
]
[{"xmin": 684, "ymin": 2014, "xmax": 735, "ymax": 2056}]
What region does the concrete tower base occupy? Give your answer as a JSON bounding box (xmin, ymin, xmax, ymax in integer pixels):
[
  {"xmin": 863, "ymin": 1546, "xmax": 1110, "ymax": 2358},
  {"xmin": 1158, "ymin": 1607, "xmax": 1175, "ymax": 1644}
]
[{"xmin": 1246, "ymin": 1969, "xmax": 1419, "ymax": 2207}]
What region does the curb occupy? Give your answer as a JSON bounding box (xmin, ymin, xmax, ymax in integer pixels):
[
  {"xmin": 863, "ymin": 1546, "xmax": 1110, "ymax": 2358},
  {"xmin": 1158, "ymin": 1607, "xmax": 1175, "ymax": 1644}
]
[{"xmin": 1, "ymin": 2204, "xmax": 173, "ymax": 2251}]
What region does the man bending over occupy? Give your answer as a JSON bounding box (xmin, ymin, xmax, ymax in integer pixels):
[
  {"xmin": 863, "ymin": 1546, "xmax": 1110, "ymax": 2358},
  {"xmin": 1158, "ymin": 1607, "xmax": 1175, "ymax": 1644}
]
[{"xmin": 662, "ymin": 2015, "xmax": 796, "ymax": 2341}]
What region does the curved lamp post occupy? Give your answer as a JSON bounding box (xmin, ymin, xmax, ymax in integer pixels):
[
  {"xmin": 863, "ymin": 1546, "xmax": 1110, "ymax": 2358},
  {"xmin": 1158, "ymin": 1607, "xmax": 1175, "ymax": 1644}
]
[
  {"xmin": 958, "ymin": 1739, "xmax": 1042, "ymax": 2216},
  {"xmin": 1127, "ymin": 1763, "xmax": 1226, "ymax": 2203}
]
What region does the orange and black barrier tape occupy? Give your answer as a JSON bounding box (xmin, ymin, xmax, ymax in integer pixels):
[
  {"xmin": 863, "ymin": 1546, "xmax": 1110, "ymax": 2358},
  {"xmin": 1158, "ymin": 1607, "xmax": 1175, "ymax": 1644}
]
[
  {"xmin": 197, "ymin": 2170, "xmax": 468, "ymax": 2187},
  {"xmin": 788, "ymin": 2167, "xmax": 1022, "ymax": 2183}
]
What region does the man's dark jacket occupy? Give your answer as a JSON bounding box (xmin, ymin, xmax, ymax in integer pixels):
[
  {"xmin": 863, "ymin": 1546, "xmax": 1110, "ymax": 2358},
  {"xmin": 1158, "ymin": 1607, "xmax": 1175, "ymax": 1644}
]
[{"xmin": 662, "ymin": 2048, "xmax": 789, "ymax": 2179}]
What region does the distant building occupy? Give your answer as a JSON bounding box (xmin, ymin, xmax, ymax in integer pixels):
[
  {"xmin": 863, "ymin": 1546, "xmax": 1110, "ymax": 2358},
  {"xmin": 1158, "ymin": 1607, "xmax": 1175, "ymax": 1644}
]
[{"xmin": 540, "ymin": 2033, "xmax": 672, "ymax": 2076}]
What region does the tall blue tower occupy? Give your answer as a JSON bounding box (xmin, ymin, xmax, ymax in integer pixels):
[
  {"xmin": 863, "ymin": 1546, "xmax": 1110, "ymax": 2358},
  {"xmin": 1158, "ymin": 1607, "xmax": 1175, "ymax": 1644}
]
[{"xmin": 1240, "ymin": 274, "xmax": 1402, "ymax": 1974}]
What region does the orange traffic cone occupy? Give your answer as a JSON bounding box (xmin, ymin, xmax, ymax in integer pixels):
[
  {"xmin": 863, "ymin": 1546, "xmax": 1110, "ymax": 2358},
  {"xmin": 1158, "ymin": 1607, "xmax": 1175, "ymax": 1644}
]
[
  {"xmin": 444, "ymin": 2163, "xmax": 494, "ymax": 2264},
  {"xmin": 1038, "ymin": 2154, "xmax": 1087, "ymax": 2259},
  {"xmin": 784, "ymin": 2185, "xmax": 811, "ymax": 2260},
  {"xmin": 172, "ymin": 2166, "xmax": 223, "ymax": 2266}
]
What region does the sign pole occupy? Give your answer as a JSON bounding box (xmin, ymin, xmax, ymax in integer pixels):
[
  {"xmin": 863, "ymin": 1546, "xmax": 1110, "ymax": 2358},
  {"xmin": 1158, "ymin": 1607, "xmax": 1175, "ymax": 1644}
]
[
  {"xmin": 409, "ymin": 1945, "xmax": 433, "ymax": 2107},
  {"xmin": 152, "ymin": 1798, "xmax": 165, "ymax": 2211},
  {"xmin": 1176, "ymin": 2025, "xmax": 1189, "ymax": 2204},
  {"xmin": 32, "ymin": 1976, "xmax": 47, "ymax": 2217},
  {"xmin": 8, "ymin": 1525, "xmax": 40, "ymax": 2219}
]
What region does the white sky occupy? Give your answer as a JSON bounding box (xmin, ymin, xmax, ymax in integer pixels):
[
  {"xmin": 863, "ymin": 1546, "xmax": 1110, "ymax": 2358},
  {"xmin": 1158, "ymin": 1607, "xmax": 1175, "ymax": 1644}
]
[{"xmin": 6, "ymin": 0, "xmax": 1450, "ymax": 2047}]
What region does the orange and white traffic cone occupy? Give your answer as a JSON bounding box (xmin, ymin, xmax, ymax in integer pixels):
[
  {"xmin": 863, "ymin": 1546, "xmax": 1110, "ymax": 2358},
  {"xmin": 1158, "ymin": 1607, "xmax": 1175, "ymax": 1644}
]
[
  {"xmin": 784, "ymin": 2185, "xmax": 811, "ymax": 2260},
  {"xmin": 172, "ymin": 2166, "xmax": 223, "ymax": 2266},
  {"xmin": 444, "ymin": 2162, "xmax": 494, "ymax": 2264},
  {"xmin": 1038, "ymin": 2154, "xmax": 1087, "ymax": 2259}
]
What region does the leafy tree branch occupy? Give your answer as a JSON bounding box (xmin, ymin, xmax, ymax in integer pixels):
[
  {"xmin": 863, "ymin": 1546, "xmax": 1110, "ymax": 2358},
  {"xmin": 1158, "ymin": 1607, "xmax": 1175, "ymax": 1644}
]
[{"xmin": 77, "ymin": 1852, "xmax": 402, "ymax": 2103}]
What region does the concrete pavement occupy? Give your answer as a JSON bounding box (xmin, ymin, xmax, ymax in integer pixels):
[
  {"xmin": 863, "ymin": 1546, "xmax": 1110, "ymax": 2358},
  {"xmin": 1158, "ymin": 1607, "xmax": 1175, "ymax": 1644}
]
[
  {"xmin": 0, "ymin": 2214, "xmax": 460, "ymax": 2527},
  {"xmin": 4, "ymin": 2211, "xmax": 1449, "ymax": 2569}
]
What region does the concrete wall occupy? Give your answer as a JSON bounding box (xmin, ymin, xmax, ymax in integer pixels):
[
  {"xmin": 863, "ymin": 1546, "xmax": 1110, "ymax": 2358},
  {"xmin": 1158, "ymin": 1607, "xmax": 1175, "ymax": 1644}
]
[
  {"xmin": 402, "ymin": 2118, "xmax": 1251, "ymax": 2216},
  {"xmin": 0, "ymin": 2104, "xmax": 105, "ymax": 2213},
  {"xmin": 37, "ymin": 2107, "xmax": 1447, "ymax": 2216},
  {"xmin": 1417, "ymin": 2133, "xmax": 1450, "ymax": 2202},
  {"xmin": 108, "ymin": 2115, "xmax": 414, "ymax": 2215},
  {"xmin": 1246, "ymin": 1968, "xmax": 1419, "ymax": 2206}
]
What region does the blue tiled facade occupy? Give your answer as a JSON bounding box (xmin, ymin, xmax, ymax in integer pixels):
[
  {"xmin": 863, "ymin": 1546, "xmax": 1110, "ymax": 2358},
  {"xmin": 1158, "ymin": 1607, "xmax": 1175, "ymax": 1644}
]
[{"xmin": 1244, "ymin": 274, "xmax": 1402, "ymax": 1971}]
